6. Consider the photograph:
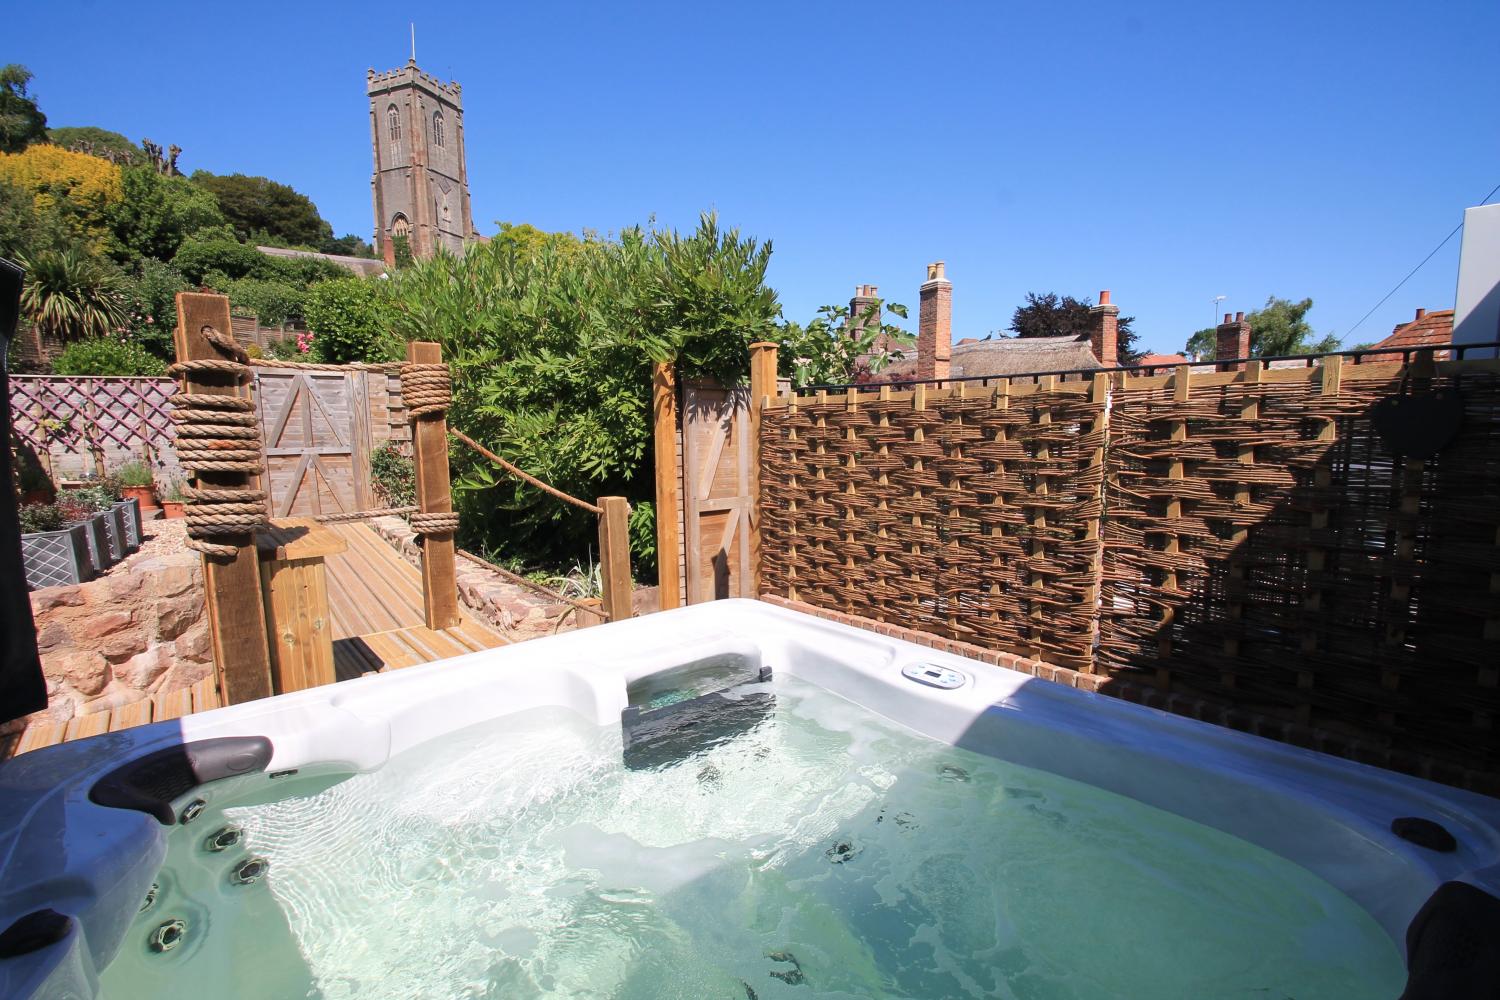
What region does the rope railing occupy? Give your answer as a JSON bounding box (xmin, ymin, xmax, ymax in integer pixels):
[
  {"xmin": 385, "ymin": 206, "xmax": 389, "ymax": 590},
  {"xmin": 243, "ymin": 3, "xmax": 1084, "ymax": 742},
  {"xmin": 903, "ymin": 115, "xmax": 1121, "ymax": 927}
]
[{"xmin": 449, "ymin": 428, "xmax": 603, "ymax": 515}]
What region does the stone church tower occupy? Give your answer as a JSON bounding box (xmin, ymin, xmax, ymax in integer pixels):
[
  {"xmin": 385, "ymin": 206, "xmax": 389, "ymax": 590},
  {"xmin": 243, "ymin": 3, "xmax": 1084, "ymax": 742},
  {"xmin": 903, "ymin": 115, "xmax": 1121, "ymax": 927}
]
[{"xmin": 367, "ymin": 60, "xmax": 476, "ymax": 265}]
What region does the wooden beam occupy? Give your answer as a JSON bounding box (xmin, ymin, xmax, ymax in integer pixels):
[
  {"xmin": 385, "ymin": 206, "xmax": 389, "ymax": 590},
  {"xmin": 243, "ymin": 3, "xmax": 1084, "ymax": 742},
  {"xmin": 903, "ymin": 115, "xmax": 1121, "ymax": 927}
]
[
  {"xmin": 597, "ymin": 495, "xmax": 633, "ymax": 622},
  {"xmin": 406, "ymin": 341, "xmax": 460, "ymax": 629},
  {"xmin": 174, "ymin": 292, "xmax": 273, "ymax": 705},
  {"xmin": 748, "ymin": 341, "xmax": 779, "ymax": 597},
  {"xmin": 652, "ymin": 362, "xmax": 682, "ymax": 611}
]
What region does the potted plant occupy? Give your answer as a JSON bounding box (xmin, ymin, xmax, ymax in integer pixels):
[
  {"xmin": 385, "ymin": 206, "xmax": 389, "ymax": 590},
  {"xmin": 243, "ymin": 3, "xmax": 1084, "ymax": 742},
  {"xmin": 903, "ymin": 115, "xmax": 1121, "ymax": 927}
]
[
  {"xmin": 57, "ymin": 489, "xmax": 115, "ymax": 574},
  {"xmin": 116, "ymin": 460, "xmax": 159, "ymax": 513},
  {"xmin": 161, "ymin": 479, "xmax": 187, "ymax": 519},
  {"xmin": 19, "ymin": 502, "xmax": 94, "ymax": 588}
]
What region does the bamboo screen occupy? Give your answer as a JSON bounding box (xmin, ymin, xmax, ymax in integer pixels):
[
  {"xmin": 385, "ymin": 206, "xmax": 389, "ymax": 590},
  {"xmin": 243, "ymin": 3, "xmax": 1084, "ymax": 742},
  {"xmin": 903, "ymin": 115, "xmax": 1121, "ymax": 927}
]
[
  {"xmin": 759, "ymin": 377, "xmax": 1107, "ymax": 670},
  {"xmin": 1099, "ymin": 359, "xmax": 1500, "ymax": 779}
]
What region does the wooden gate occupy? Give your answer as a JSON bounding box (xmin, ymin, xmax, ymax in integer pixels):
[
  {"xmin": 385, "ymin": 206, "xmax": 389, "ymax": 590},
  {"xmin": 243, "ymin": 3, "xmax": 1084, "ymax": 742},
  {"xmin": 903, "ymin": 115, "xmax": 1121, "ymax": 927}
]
[
  {"xmin": 680, "ymin": 380, "xmax": 753, "ymax": 602},
  {"xmin": 254, "ymin": 368, "xmax": 372, "ymax": 517}
]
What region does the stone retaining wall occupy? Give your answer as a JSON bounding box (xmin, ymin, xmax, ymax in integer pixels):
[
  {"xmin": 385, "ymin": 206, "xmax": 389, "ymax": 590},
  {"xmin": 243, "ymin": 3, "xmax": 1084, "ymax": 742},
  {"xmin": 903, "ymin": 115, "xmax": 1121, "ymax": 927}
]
[{"xmin": 6, "ymin": 552, "xmax": 212, "ymax": 733}]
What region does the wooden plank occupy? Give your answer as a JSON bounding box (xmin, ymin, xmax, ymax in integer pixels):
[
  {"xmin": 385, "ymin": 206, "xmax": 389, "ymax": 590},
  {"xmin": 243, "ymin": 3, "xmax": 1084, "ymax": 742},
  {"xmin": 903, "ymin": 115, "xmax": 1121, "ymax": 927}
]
[
  {"xmin": 151, "ymin": 686, "xmax": 195, "ymax": 723},
  {"xmin": 64, "ymin": 710, "xmax": 113, "ymax": 742},
  {"xmin": 597, "ymin": 496, "xmax": 633, "ymax": 622},
  {"xmin": 109, "ymin": 699, "xmax": 155, "ymax": 732},
  {"xmin": 175, "ymin": 292, "xmax": 274, "ymax": 705},
  {"xmin": 652, "ymin": 362, "xmax": 682, "ymax": 612},
  {"xmin": 255, "ymin": 518, "xmax": 349, "ymax": 561},
  {"xmin": 15, "ymin": 722, "xmax": 68, "ymax": 755},
  {"xmin": 1082, "ymin": 373, "xmax": 1109, "ymax": 672},
  {"xmin": 337, "ymin": 522, "xmax": 426, "ymax": 625},
  {"xmin": 407, "ymin": 342, "xmax": 460, "ymax": 629},
  {"xmin": 192, "ymin": 676, "xmax": 222, "ymax": 712}
]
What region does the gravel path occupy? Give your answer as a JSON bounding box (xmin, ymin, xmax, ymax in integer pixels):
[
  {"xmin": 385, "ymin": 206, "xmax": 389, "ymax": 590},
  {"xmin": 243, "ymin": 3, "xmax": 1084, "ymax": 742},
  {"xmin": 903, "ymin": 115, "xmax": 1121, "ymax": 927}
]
[{"xmin": 108, "ymin": 514, "xmax": 188, "ymax": 575}]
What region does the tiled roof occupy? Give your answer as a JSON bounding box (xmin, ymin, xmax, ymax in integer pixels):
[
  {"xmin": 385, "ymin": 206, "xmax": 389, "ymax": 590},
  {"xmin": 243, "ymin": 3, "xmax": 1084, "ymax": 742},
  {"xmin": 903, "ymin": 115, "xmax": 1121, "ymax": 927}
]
[
  {"xmin": 1372, "ymin": 310, "xmax": 1455, "ymax": 358},
  {"xmin": 881, "ymin": 335, "xmax": 1101, "ymax": 380},
  {"xmin": 256, "ymin": 246, "xmax": 388, "ymax": 278},
  {"xmin": 1134, "ymin": 353, "xmax": 1189, "ymax": 367}
]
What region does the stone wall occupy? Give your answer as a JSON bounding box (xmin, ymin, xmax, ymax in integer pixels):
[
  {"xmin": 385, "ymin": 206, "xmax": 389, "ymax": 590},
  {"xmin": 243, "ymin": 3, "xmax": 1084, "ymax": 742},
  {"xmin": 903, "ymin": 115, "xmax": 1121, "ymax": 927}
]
[{"xmin": 8, "ymin": 552, "xmax": 212, "ymax": 732}]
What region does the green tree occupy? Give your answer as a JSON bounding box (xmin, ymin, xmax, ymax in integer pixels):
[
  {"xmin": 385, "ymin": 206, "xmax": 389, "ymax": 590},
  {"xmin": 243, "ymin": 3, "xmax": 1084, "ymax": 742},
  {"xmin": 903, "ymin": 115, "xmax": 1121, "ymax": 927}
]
[
  {"xmin": 0, "ymin": 178, "xmax": 67, "ymax": 260},
  {"xmin": 1182, "ymin": 297, "xmax": 1340, "ymax": 358},
  {"xmin": 778, "ymin": 300, "xmax": 914, "ymax": 385},
  {"xmin": 171, "ymin": 234, "xmax": 263, "ymax": 283},
  {"xmin": 0, "ymin": 65, "xmax": 47, "ymax": 153},
  {"xmin": 321, "ymin": 233, "xmax": 378, "ymax": 259},
  {"xmin": 121, "ymin": 258, "xmax": 189, "ymax": 359},
  {"xmin": 190, "ymin": 171, "xmax": 333, "ymax": 247},
  {"xmin": 19, "ymin": 247, "xmax": 129, "ymax": 342},
  {"xmin": 1009, "ymin": 292, "xmax": 1142, "ymax": 364},
  {"xmin": 108, "ymin": 166, "xmax": 226, "ymax": 264},
  {"xmin": 47, "ymin": 126, "xmax": 137, "ymax": 161},
  {"xmin": 384, "ymin": 212, "xmax": 781, "ymax": 569},
  {"xmin": 222, "ymin": 277, "xmax": 306, "ymax": 326},
  {"xmin": 304, "ymin": 276, "xmax": 397, "ymax": 363}
]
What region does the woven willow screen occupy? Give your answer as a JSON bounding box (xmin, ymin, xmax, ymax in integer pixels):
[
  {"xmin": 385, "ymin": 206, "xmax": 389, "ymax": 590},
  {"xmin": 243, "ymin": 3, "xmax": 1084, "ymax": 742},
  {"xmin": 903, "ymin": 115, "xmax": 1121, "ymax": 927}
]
[
  {"xmin": 1099, "ymin": 360, "xmax": 1500, "ymax": 781},
  {"xmin": 759, "ymin": 378, "xmax": 1107, "ymax": 670},
  {"xmin": 758, "ymin": 359, "xmax": 1500, "ymax": 788}
]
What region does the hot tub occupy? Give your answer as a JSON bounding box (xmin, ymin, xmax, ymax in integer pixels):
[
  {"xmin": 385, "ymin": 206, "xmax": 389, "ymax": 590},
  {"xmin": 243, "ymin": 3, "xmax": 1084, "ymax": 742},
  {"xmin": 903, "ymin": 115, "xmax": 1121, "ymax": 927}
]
[{"xmin": 2, "ymin": 600, "xmax": 1497, "ymax": 999}]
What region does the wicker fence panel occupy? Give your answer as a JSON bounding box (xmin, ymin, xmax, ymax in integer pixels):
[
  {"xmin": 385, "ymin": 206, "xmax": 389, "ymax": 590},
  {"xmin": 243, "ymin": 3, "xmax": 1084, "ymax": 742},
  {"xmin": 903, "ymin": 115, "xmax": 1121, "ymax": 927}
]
[
  {"xmin": 761, "ymin": 378, "xmax": 1107, "ymax": 670},
  {"xmin": 1099, "ymin": 362, "xmax": 1500, "ymax": 781}
]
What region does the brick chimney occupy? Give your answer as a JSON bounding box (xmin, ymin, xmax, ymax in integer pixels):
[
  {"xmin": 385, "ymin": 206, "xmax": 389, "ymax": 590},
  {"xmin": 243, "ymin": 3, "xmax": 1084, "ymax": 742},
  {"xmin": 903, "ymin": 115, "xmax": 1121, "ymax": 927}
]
[
  {"xmin": 1413, "ymin": 307, "xmax": 1427, "ymax": 321},
  {"xmin": 1088, "ymin": 290, "xmax": 1119, "ymax": 368},
  {"xmin": 917, "ymin": 262, "xmax": 951, "ymax": 381},
  {"xmin": 1216, "ymin": 311, "xmax": 1251, "ymax": 371},
  {"xmin": 849, "ymin": 283, "xmax": 884, "ymax": 346}
]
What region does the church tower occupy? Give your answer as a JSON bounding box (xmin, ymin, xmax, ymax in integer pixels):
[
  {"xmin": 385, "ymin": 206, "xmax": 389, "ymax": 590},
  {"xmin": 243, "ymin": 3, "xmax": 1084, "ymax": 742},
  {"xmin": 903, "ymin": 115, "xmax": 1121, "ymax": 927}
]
[{"xmin": 367, "ymin": 59, "xmax": 476, "ymax": 264}]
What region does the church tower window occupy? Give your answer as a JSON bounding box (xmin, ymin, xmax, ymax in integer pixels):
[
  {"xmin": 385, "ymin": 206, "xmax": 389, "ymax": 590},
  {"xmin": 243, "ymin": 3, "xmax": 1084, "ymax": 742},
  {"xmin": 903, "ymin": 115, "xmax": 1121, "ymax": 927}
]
[
  {"xmin": 387, "ymin": 105, "xmax": 402, "ymax": 161},
  {"xmin": 432, "ymin": 111, "xmax": 446, "ymax": 149}
]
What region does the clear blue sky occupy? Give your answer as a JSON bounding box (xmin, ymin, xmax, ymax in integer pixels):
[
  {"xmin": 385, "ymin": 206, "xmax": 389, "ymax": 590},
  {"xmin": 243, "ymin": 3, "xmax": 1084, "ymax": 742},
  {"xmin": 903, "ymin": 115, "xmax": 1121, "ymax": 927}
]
[{"xmin": 10, "ymin": 0, "xmax": 1498, "ymax": 354}]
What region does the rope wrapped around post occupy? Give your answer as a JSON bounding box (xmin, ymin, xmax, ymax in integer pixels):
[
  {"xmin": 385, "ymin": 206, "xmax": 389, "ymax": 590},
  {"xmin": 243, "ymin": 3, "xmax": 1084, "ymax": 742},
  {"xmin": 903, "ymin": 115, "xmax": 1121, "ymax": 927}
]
[
  {"xmin": 168, "ymin": 328, "xmax": 269, "ymax": 558},
  {"xmin": 311, "ymin": 505, "xmax": 459, "ymax": 538}
]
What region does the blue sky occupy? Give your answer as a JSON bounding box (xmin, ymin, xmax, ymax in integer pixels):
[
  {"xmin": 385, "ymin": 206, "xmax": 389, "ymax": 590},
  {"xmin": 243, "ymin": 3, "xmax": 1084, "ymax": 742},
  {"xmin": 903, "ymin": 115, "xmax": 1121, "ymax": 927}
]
[{"xmin": 10, "ymin": 0, "xmax": 1498, "ymax": 354}]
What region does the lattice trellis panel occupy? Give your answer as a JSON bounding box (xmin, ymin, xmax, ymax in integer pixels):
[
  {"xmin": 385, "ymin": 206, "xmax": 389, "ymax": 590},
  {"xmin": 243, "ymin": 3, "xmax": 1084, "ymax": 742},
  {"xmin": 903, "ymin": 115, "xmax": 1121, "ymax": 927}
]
[
  {"xmin": 760, "ymin": 377, "xmax": 1107, "ymax": 670},
  {"xmin": 9, "ymin": 376, "xmax": 178, "ymax": 477},
  {"xmin": 1099, "ymin": 360, "xmax": 1500, "ymax": 781}
]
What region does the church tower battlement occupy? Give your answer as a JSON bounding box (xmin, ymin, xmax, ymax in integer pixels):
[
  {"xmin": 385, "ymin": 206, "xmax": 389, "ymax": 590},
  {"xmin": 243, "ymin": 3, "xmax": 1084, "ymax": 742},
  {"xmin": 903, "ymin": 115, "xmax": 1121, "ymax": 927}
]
[{"xmin": 368, "ymin": 59, "xmax": 476, "ymax": 264}]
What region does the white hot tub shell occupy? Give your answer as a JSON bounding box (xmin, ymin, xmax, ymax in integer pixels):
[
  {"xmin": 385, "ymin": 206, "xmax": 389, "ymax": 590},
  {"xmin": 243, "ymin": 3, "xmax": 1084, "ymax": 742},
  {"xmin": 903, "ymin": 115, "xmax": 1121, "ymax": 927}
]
[{"xmin": 1, "ymin": 599, "xmax": 1498, "ymax": 998}]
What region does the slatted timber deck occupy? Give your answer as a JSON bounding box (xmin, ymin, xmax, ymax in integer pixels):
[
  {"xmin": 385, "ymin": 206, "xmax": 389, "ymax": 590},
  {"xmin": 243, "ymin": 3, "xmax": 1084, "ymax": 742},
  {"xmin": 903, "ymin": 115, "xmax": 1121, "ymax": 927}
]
[{"xmin": 4, "ymin": 523, "xmax": 507, "ymax": 760}]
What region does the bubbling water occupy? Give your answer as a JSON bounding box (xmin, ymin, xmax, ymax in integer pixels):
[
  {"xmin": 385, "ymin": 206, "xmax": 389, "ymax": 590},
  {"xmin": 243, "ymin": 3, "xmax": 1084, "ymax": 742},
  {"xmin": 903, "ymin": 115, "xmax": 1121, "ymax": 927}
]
[{"xmin": 101, "ymin": 678, "xmax": 1405, "ymax": 999}]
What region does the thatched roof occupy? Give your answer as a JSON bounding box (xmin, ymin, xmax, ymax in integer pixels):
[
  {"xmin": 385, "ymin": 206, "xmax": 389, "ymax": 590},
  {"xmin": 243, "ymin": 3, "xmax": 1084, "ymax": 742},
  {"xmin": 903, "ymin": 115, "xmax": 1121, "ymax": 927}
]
[{"xmin": 882, "ymin": 335, "xmax": 1101, "ymax": 380}]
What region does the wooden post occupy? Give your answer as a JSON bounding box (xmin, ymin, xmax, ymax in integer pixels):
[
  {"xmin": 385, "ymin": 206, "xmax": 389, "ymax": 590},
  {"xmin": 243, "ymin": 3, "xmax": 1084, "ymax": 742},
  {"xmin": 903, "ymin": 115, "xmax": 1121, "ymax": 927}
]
[
  {"xmin": 1223, "ymin": 360, "xmax": 1263, "ymax": 685},
  {"xmin": 175, "ymin": 293, "xmax": 273, "ymax": 704},
  {"xmin": 1297, "ymin": 354, "xmax": 1342, "ymax": 725},
  {"xmin": 597, "ymin": 495, "xmax": 633, "ymax": 622},
  {"xmin": 652, "ymin": 362, "xmax": 682, "ymax": 611},
  {"xmin": 1156, "ymin": 364, "xmax": 1192, "ymax": 686},
  {"xmin": 748, "ymin": 341, "xmax": 779, "ymax": 598},
  {"xmin": 406, "ymin": 341, "xmax": 460, "ymax": 630},
  {"xmin": 1083, "ymin": 373, "xmax": 1110, "ymax": 671}
]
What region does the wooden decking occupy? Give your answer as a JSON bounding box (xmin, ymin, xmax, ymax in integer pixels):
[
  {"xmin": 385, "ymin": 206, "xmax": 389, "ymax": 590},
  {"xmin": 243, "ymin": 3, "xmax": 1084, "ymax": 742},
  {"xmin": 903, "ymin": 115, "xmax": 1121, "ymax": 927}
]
[{"xmin": 5, "ymin": 523, "xmax": 507, "ymax": 760}]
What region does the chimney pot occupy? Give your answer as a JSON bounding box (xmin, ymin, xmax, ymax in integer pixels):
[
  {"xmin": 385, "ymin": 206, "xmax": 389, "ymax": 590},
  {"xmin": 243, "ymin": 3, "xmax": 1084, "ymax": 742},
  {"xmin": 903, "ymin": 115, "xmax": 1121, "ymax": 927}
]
[
  {"xmin": 1099, "ymin": 290, "xmax": 1111, "ymax": 305},
  {"xmin": 1414, "ymin": 307, "xmax": 1426, "ymax": 320},
  {"xmin": 1224, "ymin": 313, "xmax": 1233, "ymax": 325},
  {"xmin": 1235, "ymin": 311, "xmax": 1244, "ymax": 322}
]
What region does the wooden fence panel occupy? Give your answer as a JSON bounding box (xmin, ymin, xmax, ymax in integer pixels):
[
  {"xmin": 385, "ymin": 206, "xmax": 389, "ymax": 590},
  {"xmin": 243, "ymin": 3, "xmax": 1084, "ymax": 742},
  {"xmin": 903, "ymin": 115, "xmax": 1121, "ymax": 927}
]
[
  {"xmin": 253, "ymin": 367, "xmax": 371, "ymax": 517},
  {"xmin": 681, "ymin": 381, "xmax": 754, "ymax": 602}
]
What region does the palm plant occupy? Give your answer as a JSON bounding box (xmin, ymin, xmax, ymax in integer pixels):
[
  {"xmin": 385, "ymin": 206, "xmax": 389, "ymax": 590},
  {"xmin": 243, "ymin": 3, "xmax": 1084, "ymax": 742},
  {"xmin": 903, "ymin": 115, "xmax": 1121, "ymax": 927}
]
[{"xmin": 20, "ymin": 248, "xmax": 129, "ymax": 342}]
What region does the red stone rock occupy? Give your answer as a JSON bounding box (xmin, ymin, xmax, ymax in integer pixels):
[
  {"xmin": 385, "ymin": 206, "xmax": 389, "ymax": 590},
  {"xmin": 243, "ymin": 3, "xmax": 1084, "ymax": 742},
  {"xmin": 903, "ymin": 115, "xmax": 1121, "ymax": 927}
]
[
  {"xmin": 119, "ymin": 645, "xmax": 172, "ymax": 689},
  {"xmin": 76, "ymin": 610, "xmax": 133, "ymax": 641},
  {"xmin": 34, "ymin": 622, "xmax": 73, "ymax": 653},
  {"xmin": 173, "ymin": 623, "xmax": 212, "ymax": 663},
  {"xmin": 44, "ymin": 650, "xmax": 110, "ymax": 697},
  {"xmin": 30, "ymin": 585, "xmax": 84, "ymax": 613},
  {"xmin": 156, "ymin": 592, "xmax": 204, "ymax": 641},
  {"xmin": 100, "ymin": 632, "xmax": 148, "ymax": 663},
  {"xmin": 152, "ymin": 562, "xmax": 198, "ymax": 599}
]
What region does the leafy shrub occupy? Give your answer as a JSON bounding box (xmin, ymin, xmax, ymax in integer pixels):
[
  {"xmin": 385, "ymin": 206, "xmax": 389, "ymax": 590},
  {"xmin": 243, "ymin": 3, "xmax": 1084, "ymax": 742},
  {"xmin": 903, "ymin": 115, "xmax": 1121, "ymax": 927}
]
[
  {"xmin": 385, "ymin": 212, "xmax": 778, "ymax": 571},
  {"xmin": 221, "ymin": 276, "xmax": 305, "ymax": 325},
  {"xmin": 19, "ymin": 247, "xmax": 129, "ymax": 342},
  {"xmin": 370, "ymin": 442, "xmax": 415, "ymax": 508},
  {"xmin": 59, "ymin": 485, "xmax": 115, "ymax": 512},
  {"xmin": 628, "ymin": 500, "xmax": 656, "ymax": 579},
  {"xmin": 52, "ymin": 336, "xmax": 167, "ymax": 376},
  {"xmin": 18, "ymin": 503, "xmax": 65, "ymax": 533},
  {"xmin": 114, "ymin": 460, "xmax": 153, "ymax": 487},
  {"xmin": 170, "ymin": 235, "xmax": 262, "ymax": 284},
  {"xmin": 305, "ymin": 276, "xmax": 398, "ymax": 364},
  {"xmin": 244, "ymin": 342, "xmax": 263, "ymax": 359},
  {"xmin": 262, "ymin": 336, "xmax": 305, "ymax": 361},
  {"xmin": 121, "ymin": 258, "xmax": 189, "ymax": 359}
]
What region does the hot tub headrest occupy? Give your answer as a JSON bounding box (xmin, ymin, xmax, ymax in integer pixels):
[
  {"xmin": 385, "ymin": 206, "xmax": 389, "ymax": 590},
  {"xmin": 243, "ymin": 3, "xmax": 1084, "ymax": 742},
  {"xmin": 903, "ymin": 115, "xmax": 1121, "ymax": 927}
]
[
  {"xmin": 88, "ymin": 736, "xmax": 274, "ymax": 825},
  {"xmin": 1399, "ymin": 880, "xmax": 1500, "ymax": 1000}
]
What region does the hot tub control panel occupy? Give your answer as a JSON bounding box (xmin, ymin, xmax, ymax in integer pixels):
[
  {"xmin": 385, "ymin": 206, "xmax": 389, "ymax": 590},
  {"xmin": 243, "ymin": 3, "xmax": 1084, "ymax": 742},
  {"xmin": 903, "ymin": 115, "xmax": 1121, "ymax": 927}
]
[{"xmin": 901, "ymin": 663, "xmax": 968, "ymax": 690}]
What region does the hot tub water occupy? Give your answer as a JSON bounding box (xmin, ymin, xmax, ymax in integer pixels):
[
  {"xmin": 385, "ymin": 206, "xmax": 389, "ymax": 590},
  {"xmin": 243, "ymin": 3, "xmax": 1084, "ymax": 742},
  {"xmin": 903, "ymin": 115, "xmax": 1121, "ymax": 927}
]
[{"xmin": 99, "ymin": 677, "xmax": 1404, "ymax": 999}]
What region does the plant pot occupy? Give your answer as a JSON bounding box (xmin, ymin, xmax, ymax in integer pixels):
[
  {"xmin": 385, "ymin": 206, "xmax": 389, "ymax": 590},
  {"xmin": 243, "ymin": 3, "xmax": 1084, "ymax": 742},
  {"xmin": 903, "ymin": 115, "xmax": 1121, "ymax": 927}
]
[
  {"xmin": 122, "ymin": 484, "xmax": 158, "ymax": 513},
  {"xmin": 161, "ymin": 500, "xmax": 185, "ymax": 519},
  {"xmin": 112, "ymin": 499, "xmax": 142, "ymax": 550},
  {"xmin": 21, "ymin": 524, "xmax": 93, "ymax": 589},
  {"xmin": 69, "ymin": 513, "xmax": 113, "ymax": 576},
  {"xmin": 100, "ymin": 506, "xmax": 129, "ymax": 562}
]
